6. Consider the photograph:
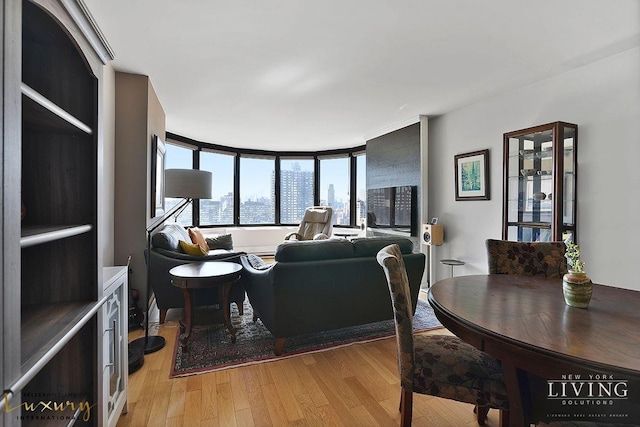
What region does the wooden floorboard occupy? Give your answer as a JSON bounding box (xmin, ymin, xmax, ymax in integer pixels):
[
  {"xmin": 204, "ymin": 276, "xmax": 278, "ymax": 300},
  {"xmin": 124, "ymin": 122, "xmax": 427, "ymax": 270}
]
[{"xmin": 118, "ymin": 300, "xmax": 503, "ymax": 426}]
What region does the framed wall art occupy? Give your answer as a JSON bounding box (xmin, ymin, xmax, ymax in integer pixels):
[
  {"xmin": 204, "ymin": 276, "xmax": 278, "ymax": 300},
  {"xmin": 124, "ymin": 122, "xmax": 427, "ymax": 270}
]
[
  {"xmin": 454, "ymin": 149, "xmax": 490, "ymax": 201},
  {"xmin": 150, "ymin": 134, "xmax": 166, "ymax": 218}
]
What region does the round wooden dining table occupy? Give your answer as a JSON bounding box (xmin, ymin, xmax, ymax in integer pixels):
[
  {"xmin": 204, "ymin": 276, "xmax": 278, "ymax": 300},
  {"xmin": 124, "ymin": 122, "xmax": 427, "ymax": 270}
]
[{"xmin": 428, "ymin": 274, "xmax": 640, "ymax": 426}]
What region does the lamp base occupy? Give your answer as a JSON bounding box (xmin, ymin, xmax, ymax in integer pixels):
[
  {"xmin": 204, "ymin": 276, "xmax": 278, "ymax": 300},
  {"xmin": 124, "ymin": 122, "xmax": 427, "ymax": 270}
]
[{"xmin": 129, "ymin": 335, "xmax": 166, "ymax": 354}]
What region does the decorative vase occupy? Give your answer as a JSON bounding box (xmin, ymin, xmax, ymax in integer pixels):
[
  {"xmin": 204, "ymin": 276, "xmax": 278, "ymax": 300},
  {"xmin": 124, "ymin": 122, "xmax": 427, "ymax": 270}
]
[{"xmin": 562, "ymin": 271, "xmax": 593, "ymax": 308}]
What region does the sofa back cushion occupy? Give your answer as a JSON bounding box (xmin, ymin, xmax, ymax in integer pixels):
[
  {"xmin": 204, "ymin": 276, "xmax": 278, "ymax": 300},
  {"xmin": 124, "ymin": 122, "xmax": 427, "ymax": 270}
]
[
  {"xmin": 151, "ymin": 224, "xmax": 190, "ymax": 252},
  {"xmin": 275, "ymin": 239, "xmax": 354, "ymax": 262},
  {"xmin": 352, "ymin": 236, "xmax": 415, "ymax": 257},
  {"xmin": 206, "ymin": 233, "xmax": 234, "ymax": 250}
]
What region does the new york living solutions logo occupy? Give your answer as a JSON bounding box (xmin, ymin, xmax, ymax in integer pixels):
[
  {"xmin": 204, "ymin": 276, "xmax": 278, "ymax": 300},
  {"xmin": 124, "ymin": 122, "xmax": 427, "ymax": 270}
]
[{"xmin": 545, "ymin": 373, "xmax": 632, "ymax": 422}]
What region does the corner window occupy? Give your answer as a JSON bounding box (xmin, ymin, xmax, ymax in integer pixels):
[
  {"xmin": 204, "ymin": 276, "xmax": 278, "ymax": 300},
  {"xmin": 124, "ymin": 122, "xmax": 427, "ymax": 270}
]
[
  {"xmin": 356, "ymin": 153, "xmax": 367, "ymax": 227},
  {"xmin": 280, "ymin": 158, "xmax": 314, "ymax": 224},
  {"xmin": 200, "ymin": 150, "xmax": 235, "ymax": 226},
  {"xmin": 164, "ymin": 143, "xmax": 194, "ymax": 227},
  {"xmin": 165, "ymin": 134, "xmax": 365, "ymax": 228},
  {"xmin": 319, "ymin": 156, "xmax": 350, "ymax": 225},
  {"xmin": 239, "ymin": 156, "xmax": 275, "ymax": 224}
]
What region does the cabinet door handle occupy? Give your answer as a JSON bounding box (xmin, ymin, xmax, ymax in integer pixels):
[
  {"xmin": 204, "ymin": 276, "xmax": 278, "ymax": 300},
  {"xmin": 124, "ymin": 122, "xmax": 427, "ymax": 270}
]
[{"xmin": 106, "ymin": 319, "xmax": 117, "ymax": 368}]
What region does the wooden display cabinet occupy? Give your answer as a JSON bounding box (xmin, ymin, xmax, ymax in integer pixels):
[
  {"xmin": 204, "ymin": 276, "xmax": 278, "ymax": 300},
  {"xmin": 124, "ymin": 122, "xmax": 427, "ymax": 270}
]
[
  {"xmin": 502, "ymin": 122, "xmax": 578, "ymax": 242},
  {"xmin": 1, "ymin": 0, "xmax": 114, "ymax": 425}
]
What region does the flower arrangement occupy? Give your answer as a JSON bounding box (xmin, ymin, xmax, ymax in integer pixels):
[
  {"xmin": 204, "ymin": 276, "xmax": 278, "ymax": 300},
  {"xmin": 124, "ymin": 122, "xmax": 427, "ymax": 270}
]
[{"xmin": 565, "ymin": 241, "xmax": 585, "ymax": 273}]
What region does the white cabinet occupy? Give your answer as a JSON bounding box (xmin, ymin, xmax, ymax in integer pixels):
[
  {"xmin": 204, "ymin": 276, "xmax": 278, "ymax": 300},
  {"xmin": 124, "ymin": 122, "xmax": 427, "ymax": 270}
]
[{"xmin": 101, "ymin": 267, "xmax": 129, "ymax": 427}]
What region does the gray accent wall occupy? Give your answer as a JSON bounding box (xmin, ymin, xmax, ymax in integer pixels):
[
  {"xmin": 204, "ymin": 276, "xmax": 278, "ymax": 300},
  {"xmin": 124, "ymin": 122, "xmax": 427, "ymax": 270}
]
[
  {"xmin": 366, "ymin": 123, "xmax": 421, "ymax": 189},
  {"xmin": 366, "ymin": 123, "xmax": 421, "ymax": 248},
  {"xmin": 114, "ymin": 72, "xmax": 166, "ymax": 303}
]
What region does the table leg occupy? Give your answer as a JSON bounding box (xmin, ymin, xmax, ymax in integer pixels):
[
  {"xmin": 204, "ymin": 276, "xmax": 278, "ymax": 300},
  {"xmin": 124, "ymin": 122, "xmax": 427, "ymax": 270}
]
[
  {"xmin": 179, "ymin": 284, "xmax": 193, "ymax": 350},
  {"xmin": 220, "ymin": 283, "xmax": 236, "ymax": 343},
  {"xmin": 501, "ymin": 359, "xmax": 526, "ymax": 426}
]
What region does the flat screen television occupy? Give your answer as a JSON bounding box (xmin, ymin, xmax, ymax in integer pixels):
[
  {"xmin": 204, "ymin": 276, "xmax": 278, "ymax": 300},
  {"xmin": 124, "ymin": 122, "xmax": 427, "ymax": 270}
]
[{"xmin": 366, "ymin": 185, "xmax": 417, "ymax": 236}]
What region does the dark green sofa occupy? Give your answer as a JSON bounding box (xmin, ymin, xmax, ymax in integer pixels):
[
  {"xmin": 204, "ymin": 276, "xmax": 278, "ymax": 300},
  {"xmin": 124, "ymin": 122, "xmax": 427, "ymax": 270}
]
[{"xmin": 240, "ymin": 236, "xmax": 426, "ymax": 355}]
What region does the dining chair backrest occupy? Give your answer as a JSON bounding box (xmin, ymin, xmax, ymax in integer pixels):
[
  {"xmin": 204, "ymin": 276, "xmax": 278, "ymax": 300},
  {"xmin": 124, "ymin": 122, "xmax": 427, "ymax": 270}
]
[
  {"xmin": 379, "ymin": 244, "xmax": 510, "ymax": 427},
  {"xmin": 376, "ymin": 244, "xmax": 415, "ymax": 390},
  {"xmin": 486, "ymin": 239, "xmax": 568, "ymax": 278}
]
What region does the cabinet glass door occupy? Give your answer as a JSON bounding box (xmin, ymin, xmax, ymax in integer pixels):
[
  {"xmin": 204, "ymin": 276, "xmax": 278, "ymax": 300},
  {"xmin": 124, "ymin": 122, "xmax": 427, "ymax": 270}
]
[
  {"xmin": 562, "ymin": 126, "xmax": 577, "ymax": 240},
  {"xmin": 104, "ymin": 285, "xmax": 125, "ymax": 421},
  {"xmin": 503, "ymin": 122, "xmax": 577, "ymax": 242}
]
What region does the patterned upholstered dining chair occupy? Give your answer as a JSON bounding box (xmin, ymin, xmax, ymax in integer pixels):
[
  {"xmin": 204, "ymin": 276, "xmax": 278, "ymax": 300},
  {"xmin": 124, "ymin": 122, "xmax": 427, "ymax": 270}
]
[
  {"xmin": 485, "ymin": 239, "xmax": 568, "ymax": 278},
  {"xmin": 377, "ymin": 244, "xmax": 510, "ymax": 427}
]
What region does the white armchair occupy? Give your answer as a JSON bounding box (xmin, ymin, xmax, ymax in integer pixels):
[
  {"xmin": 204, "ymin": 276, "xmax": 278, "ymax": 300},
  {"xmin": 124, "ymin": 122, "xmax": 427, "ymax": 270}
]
[{"xmin": 284, "ymin": 206, "xmax": 333, "ymax": 241}]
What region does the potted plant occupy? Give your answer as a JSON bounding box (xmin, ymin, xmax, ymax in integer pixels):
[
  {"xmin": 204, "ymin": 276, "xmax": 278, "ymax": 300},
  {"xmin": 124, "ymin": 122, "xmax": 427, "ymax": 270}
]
[{"xmin": 563, "ymin": 241, "xmax": 593, "ymax": 308}]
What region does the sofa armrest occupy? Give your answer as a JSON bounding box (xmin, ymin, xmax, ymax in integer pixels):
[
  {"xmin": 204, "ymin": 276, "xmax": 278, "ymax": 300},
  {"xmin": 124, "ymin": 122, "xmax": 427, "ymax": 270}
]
[{"xmin": 239, "ymin": 255, "xmax": 276, "ymax": 324}]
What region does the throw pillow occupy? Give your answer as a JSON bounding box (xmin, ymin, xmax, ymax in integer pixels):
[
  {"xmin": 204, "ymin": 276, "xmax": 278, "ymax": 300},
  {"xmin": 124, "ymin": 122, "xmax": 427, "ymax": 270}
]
[
  {"xmin": 179, "ymin": 240, "xmax": 208, "ymax": 256},
  {"xmin": 188, "ymin": 227, "xmax": 209, "ymax": 252},
  {"xmin": 205, "ymin": 234, "xmax": 233, "ymax": 250}
]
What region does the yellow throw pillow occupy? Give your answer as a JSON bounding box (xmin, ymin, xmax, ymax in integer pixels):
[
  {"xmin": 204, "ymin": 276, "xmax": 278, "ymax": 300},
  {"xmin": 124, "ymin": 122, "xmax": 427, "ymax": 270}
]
[
  {"xmin": 179, "ymin": 240, "xmax": 208, "ymax": 256},
  {"xmin": 188, "ymin": 227, "xmax": 209, "ymax": 252}
]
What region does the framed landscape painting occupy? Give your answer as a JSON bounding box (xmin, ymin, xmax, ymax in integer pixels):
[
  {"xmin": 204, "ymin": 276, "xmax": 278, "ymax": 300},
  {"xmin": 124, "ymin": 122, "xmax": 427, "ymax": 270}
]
[{"xmin": 454, "ymin": 149, "xmax": 489, "ymax": 201}]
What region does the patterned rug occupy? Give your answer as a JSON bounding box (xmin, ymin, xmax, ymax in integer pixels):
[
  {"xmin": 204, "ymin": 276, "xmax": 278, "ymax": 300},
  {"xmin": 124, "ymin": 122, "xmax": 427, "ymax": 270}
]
[{"xmin": 170, "ymin": 297, "xmax": 442, "ymax": 378}]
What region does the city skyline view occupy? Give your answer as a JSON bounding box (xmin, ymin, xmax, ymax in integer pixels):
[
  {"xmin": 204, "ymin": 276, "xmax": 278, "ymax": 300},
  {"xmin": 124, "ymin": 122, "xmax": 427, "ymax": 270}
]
[{"xmin": 164, "ymin": 142, "xmax": 366, "ymax": 226}]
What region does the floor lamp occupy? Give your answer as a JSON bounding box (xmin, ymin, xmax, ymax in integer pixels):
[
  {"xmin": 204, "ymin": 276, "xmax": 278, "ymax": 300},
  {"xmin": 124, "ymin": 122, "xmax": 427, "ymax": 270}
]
[{"xmin": 130, "ymin": 168, "xmax": 213, "ymax": 354}]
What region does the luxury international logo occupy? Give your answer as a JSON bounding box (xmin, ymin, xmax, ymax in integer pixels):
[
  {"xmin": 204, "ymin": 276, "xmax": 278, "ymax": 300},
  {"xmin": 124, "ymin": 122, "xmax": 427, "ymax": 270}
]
[{"xmin": 3, "ymin": 392, "xmax": 96, "ymax": 422}]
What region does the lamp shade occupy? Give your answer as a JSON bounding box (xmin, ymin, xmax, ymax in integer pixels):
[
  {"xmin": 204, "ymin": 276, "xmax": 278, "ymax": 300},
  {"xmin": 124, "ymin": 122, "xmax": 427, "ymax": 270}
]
[{"xmin": 165, "ymin": 169, "xmax": 212, "ymax": 199}]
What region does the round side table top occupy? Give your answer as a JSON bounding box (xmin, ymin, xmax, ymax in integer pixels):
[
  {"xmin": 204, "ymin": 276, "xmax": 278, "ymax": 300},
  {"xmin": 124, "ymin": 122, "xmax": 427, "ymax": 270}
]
[
  {"xmin": 334, "ymin": 232, "xmax": 359, "ymax": 238},
  {"xmin": 170, "ymin": 261, "xmax": 241, "ymax": 281},
  {"xmin": 440, "ymin": 259, "xmax": 465, "ymax": 266}
]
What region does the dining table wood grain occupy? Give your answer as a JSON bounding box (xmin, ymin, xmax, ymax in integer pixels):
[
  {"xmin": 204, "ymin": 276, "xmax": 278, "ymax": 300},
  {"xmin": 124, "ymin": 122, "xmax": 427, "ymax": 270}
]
[{"xmin": 428, "ymin": 274, "xmax": 640, "ymax": 425}]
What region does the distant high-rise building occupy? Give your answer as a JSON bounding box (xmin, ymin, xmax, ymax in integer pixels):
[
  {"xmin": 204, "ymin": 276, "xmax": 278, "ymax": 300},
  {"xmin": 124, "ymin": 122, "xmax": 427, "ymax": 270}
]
[
  {"xmin": 328, "ymin": 184, "xmax": 335, "ymax": 208},
  {"xmin": 240, "ymin": 197, "xmax": 274, "ymax": 224},
  {"xmin": 278, "ymin": 163, "xmax": 314, "ymax": 223}
]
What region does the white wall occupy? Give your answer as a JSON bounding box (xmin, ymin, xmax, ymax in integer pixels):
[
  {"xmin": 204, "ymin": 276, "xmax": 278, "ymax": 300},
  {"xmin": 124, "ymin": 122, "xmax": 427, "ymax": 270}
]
[{"xmin": 427, "ymin": 47, "xmax": 640, "ymax": 290}]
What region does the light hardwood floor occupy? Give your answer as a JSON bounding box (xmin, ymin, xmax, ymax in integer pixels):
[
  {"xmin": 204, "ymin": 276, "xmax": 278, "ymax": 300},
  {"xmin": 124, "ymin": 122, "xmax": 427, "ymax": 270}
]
[{"xmin": 118, "ymin": 301, "xmax": 502, "ymax": 426}]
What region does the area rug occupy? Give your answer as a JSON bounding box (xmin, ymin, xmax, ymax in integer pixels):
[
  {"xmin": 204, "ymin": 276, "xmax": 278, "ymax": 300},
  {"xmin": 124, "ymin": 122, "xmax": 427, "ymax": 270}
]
[{"xmin": 170, "ymin": 297, "xmax": 442, "ymax": 378}]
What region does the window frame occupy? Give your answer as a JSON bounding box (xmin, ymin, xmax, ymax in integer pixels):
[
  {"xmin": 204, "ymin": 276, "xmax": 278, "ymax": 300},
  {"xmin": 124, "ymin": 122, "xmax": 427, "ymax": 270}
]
[{"xmin": 166, "ymin": 132, "xmax": 365, "ymax": 228}]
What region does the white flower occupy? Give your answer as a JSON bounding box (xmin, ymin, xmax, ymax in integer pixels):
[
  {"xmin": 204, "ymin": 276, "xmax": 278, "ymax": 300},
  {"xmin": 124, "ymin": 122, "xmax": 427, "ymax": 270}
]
[{"xmin": 565, "ymin": 241, "xmax": 585, "ymax": 273}]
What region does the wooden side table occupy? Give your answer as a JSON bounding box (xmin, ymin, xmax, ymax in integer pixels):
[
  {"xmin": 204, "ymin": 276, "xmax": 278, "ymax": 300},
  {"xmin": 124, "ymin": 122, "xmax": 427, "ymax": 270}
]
[{"xmin": 170, "ymin": 261, "xmax": 242, "ymax": 350}]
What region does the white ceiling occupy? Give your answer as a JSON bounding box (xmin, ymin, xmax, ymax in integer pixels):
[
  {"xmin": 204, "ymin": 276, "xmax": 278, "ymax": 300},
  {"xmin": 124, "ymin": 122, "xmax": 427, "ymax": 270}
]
[{"xmin": 84, "ymin": 0, "xmax": 640, "ymax": 151}]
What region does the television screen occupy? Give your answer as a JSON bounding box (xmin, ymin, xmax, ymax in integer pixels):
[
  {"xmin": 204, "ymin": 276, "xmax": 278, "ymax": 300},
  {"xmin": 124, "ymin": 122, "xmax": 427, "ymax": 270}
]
[
  {"xmin": 367, "ymin": 187, "xmax": 392, "ymax": 226},
  {"xmin": 394, "ymin": 186, "xmax": 413, "ymax": 227},
  {"xmin": 366, "ymin": 185, "xmax": 416, "ymax": 235}
]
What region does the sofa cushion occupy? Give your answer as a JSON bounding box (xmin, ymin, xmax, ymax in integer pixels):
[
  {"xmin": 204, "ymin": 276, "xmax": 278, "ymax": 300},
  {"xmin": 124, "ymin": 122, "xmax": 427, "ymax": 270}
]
[
  {"xmin": 206, "ymin": 234, "xmax": 234, "ymax": 250},
  {"xmin": 275, "ymin": 239, "xmax": 354, "ymax": 262},
  {"xmin": 188, "ymin": 227, "xmax": 208, "ymax": 252},
  {"xmin": 179, "ymin": 240, "xmax": 208, "ymax": 256},
  {"xmin": 152, "ymin": 224, "xmax": 190, "ymax": 251},
  {"xmin": 352, "ymin": 236, "xmax": 415, "ymax": 257}
]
